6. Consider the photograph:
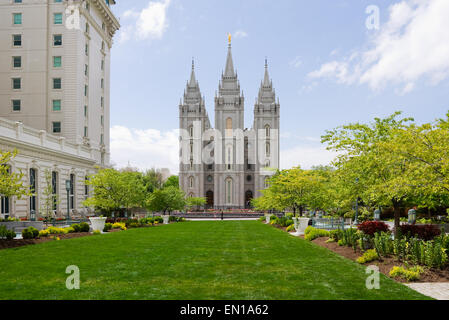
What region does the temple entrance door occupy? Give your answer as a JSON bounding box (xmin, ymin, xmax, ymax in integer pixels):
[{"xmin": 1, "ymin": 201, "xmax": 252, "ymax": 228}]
[
  {"xmin": 245, "ymin": 190, "xmax": 253, "ymax": 209},
  {"xmin": 206, "ymin": 190, "xmax": 214, "ymax": 208}
]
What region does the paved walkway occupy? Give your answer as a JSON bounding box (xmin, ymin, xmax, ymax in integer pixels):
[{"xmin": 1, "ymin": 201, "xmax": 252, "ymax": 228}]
[{"xmin": 405, "ymin": 283, "xmax": 449, "ymax": 300}]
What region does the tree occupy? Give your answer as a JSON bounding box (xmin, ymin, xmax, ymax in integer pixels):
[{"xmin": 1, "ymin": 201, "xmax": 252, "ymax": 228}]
[
  {"xmin": 322, "ymin": 112, "xmax": 417, "ymax": 232},
  {"xmin": 83, "ymin": 168, "xmax": 147, "ymax": 216},
  {"xmin": 163, "ymin": 175, "xmax": 179, "ymax": 189},
  {"xmin": 186, "ymin": 197, "xmax": 206, "ymax": 211},
  {"xmin": 0, "ymin": 149, "xmax": 29, "ymax": 199},
  {"xmin": 142, "ymin": 168, "xmax": 164, "ymax": 193},
  {"xmin": 146, "ymin": 186, "xmax": 186, "ymax": 215},
  {"xmin": 40, "ymin": 169, "xmax": 58, "ymax": 220}
]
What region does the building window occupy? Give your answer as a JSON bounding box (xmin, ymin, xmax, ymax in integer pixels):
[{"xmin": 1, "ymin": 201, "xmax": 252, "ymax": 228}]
[
  {"xmin": 265, "ymin": 124, "xmax": 270, "ymax": 138},
  {"xmin": 85, "ymin": 44, "xmax": 89, "ymax": 56},
  {"xmin": 101, "ymin": 78, "xmax": 104, "ymax": 89},
  {"xmin": 226, "ymin": 178, "xmax": 233, "ymax": 204},
  {"xmin": 52, "ymin": 121, "xmax": 61, "ymax": 133},
  {"xmin": 53, "ymin": 78, "xmax": 61, "ymax": 89},
  {"xmin": 207, "ymin": 175, "xmax": 213, "ymax": 183},
  {"xmin": 13, "ymin": 34, "xmax": 21, "ymax": 46},
  {"xmin": 84, "ymin": 105, "xmax": 88, "ymax": 117},
  {"xmin": 53, "ymin": 56, "xmax": 62, "ymax": 67},
  {"xmin": 69, "ymin": 174, "xmax": 75, "ymax": 210},
  {"xmin": 51, "ymin": 171, "xmax": 58, "ymax": 211},
  {"xmin": 1, "ymin": 167, "xmax": 11, "ymax": 217},
  {"xmin": 101, "ymin": 60, "xmax": 104, "ymax": 70},
  {"xmin": 14, "ymin": 0, "xmax": 22, "ymax": 3},
  {"xmin": 189, "ymin": 176, "xmax": 194, "ymax": 188},
  {"xmin": 54, "ymin": 13, "xmax": 63, "ymax": 24},
  {"xmin": 246, "ymin": 175, "xmax": 252, "ymax": 182},
  {"xmin": 226, "ymin": 117, "xmax": 232, "ymax": 137},
  {"xmin": 84, "ymin": 85, "xmax": 88, "ymax": 96},
  {"xmin": 13, "ymin": 56, "xmax": 21, "ymax": 68},
  {"xmin": 101, "ymin": 115, "xmax": 104, "ymax": 125},
  {"xmin": 12, "ymin": 78, "xmax": 21, "ymax": 89},
  {"xmin": 12, "ymin": 100, "xmax": 21, "ymax": 111},
  {"xmin": 52, "ymin": 100, "xmax": 61, "ymax": 111},
  {"xmin": 84, "ymin": 126, "xmax": 88, "ymax": 137},
  {"xmin": 84, "ymin": 176, "xmax": 89, "ymax": 200},
  {"xmin": 188, "ymin": 125, "xmax": 193, "ymax": 137},
  {"xmin": 29, "ymin": 168, "xmax": 37, "ymax": 215},
  {"xmin": 53, "ymin": 34, "xmax": 62, "ymax": 46},
  {"xmin": 84, "ymin": 64, "xmax": 88, "ymax": 76},
  {"xmin": 190, "ymin": 159, "xmax": 193, "ymax": 170},
  {"xmin": 101, "ymin": 96, "xmax": 104, "ymax": 107},
  {"xmin": 265, "ymin": 142, "xmax": 270, "ymax": 156},
  {"xmin": 85, "ymin": 22, "xmax": 89, "ymax": 33},
  {"xmin": 13, "ymin": 13, "xmax": 22, "ymax": 25},
  {"xmin": 100, "ymin": 134, "xmax": 104, "ymax": 144}
]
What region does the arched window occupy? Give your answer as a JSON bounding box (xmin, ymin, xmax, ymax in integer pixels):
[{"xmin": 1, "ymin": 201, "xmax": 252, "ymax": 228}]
[
  {"xmin": 226, "ymin": 178, "xmax": 233, "ymax": 204},
  {"xmin": 265, "ymin": 160, "xmax": 270, "ymax": 167},
  {"xmin": 265, "ymin": 124, "xmax": 270, "ymax": 138},
  {"xmin": 225, "ymin": 117, "xmax": 232, "ymax": 137},
  {"xmin": 189, "ymin": 176, "xmax": 194, "ymax": 188},
  {"xmin": 29, "ymin": 168, "xmax": 37, "ymax": 215},
  {"xmin": 189, "ymin": 125, "xmax": 193, "ymax": 138},
  {"xmin": 51, "ymin": 171, "xmax": 58, "ymax": 211},
  {"xmin": 69, "ymin": 173, "xmax": 75, "ymax": 210}
]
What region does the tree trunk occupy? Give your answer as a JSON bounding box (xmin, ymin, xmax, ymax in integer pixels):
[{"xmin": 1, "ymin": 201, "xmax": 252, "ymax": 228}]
[
  {"xmin": 392, "ymin": 199, "xmax": 401, "ymax": 236},
  {"xmin": 299, "ymin": 206, "xmax": 303, "ymax": 217},
  {"xmin": 293, "ymin": 206, "xmax": 296, "ymax": 217}
]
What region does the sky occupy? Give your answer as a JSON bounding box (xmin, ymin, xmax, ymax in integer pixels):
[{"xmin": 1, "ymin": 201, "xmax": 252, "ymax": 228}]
[{"xmin": 108, "ymin": 0, "xmax": 449, "ymax": 174}]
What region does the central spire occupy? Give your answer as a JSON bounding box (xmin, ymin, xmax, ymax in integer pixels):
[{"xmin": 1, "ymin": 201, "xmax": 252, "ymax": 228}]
[
  {"xmin": 263, "ymin": 58, "xmax": 270, "ymax": 87},
  {"xmin": 224, "ymin": 39, "xmax": 235, "ymax": 77}
]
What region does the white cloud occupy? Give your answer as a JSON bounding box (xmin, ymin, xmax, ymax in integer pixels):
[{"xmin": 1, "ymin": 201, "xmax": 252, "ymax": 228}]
[
  {"xmin": 280, "ymin": 146, "xmax": 337, "ymax": 170},
  {"xmin": 110, "ymin": 126, "xmax": 179, "ymax": 173},
  {"xmin": 308, "ymin": 0, "xmax": 449, "ymax": 93},
  {"xmin": 117, "ymin": 0, "xmax": 171, "ymax": 43},
  {"xmin": 234, "ymin": 30, "xmax": 248, "ymax": 39}
]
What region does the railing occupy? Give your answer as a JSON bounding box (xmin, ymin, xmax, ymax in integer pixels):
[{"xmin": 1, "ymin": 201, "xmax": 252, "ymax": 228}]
[{"xmin": 311, "ymin": 217, "xmax": 348, "ymax": 230}]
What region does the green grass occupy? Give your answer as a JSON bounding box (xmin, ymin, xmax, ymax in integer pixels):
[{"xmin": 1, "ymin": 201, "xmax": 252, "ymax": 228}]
[{"xmin": 0, "ymin": 221, "xmax": 429, "ymax": 300}]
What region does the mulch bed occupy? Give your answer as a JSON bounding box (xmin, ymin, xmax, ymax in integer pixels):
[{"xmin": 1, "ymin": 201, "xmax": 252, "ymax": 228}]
[
  {"xmin": 0, "ymin": 232, "xmax": 93, "ymax": 250},
  {"xmin": 312, "ymin": 236, "xmax": 449, "ymax": 283}
]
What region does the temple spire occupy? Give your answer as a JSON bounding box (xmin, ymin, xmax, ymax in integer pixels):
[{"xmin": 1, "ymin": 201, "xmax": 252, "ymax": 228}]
[
  {"xmin": 263, "ymin": 58, "xmax": 270, "ymax": 87},
  {"xmin": 224, "ymin": 40, "xmax": 235, "ymax": 77},
  {"xmin": 189, "ymin": 57, "xmax": 197, "ymax": 86}
]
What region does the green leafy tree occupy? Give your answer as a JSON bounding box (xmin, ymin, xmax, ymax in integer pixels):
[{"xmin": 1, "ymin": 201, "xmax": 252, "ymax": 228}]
[
  {"xmin": 83, "ymin": 168, "xmax": 147, "ymax": 216},
  {"xmin": 163, "ymin": 175, "xmax": 179, "ymax": 189},
  {"xmin": 146, "ymin": 186, "xmax": 186, "ymax": 215},
  {"xmin": 0, "ymin": 149, "xmax": 29, "ymax": 199},
  {"xmin": 186, "ymin": 197, "xmax": 206, "ymax": 211},
  {"xmin": 40, "ymin": 169, "xmax": 58, "ymax": 220}
]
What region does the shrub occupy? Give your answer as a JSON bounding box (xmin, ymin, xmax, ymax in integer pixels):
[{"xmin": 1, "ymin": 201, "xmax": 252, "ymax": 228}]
[
  {"xmin": 389, "ymin": 266, "xmax": 424, "ymax": 282},
  {"xmin": 71, "ymin": 224, "xmax": 81, "ymax": 232},
  {"xmin": 304, "ymin": 227, "xmax": 330, "ymax": 241},
  {"xmin": 169, "ymin": 216, "xmax": 178, "ymax": 222},
  {"xmin": 92, "ymin": 230, "xmax": 101, "ymax": 235},
  {"xmin": 357, "ymin": 221, "xmax": 389, "ymax": 236},
  {"xmin": 0, "ymin": 226, "xmax": 16, "ymax": 240},
  {"xmin": 65, "ymin": 227, "xmax": 75, "ymax": 234},
  {"xmin": 177, "ymin": 217, "xmax": 186, "ymax": 222},
  {"xmin": 286, "ymin": 224, "xmax": 295, "ymax": 232},
  {"xmin": 39, "ymin": 229, "xmax": 50, "ymax": 237},
  {"xmin": 154, "ymin": 216, "xmax": 163, "ymax": 224},
  {"xmin": 0, "ymin": 225, "xmax": 16, "ymax": 240},
  {"xmin": 356, "ymin": 249, "xmax": 379, "ymax": 264},
  {"xmin": 373, "ymin": 232, "xmax": 394, "ymax": 257},
  {"xmin": 46, "ymin": 226, "xmax": 66, "ymax": 235},
  {"xmin": 22, "ymin": 226, "xmax": 39, "ymax": 239},
  {"xmin": 103, "ymin": 223, "xmax": 112, "ymax": 232},
  {"xmin": 112, "ymin": 222, "xmax": 126, "ymax": 230},
  {"xmin": 329, "ymin": 229, "xmax": 344, "ymax": 241},
  {"xmin": 397, "ymin": 224, "xmax": 441, "ymax": 241},
  {"xmin": 79, "ymin": 222, "xmax": 90, "ymax": 232}
]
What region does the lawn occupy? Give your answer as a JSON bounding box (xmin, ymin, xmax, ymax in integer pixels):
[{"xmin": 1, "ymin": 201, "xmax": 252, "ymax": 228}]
[{"xmin": 0, "ymin": 221, "xmax": 429, "ymax": 299}]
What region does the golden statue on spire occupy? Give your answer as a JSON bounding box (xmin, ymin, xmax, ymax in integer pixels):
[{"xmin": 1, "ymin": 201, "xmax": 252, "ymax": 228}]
[{"xmin": 228, "ymin": 33, "xmax": 231, "ymax": 44}]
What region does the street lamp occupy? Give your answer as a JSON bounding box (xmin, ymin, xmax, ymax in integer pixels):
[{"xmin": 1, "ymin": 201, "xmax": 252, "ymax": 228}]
[
  {"xmin": 65, "ymin": 180, "xmax": 71, "ymax": 222},
  {"xmin": 374, "ymin": 207, "xmax": 381, "ymax": 221},
  {"xmin": 354, "ymin": 178, "xmax": 359, "ymax": 226},
  {"xmin": 408, "ymin": 207, "xmax": 417, "ymax": 224}
]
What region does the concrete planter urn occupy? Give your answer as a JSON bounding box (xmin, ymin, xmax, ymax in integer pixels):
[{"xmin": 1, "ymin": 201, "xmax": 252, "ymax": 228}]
[
  {"xmin": 89, "ymin": 217, "xmax": 107, "ymax": 232},
  {"xmin": 265, "ymin": 214, "xmax": 271, "ymax": 224},
  {"xmin": 292, "ymin": 217, "xmax": 310, "ymax": 236},
  {"xmin": 162, "ymin": 215, "xmax": 170, "ymax": 225}
]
